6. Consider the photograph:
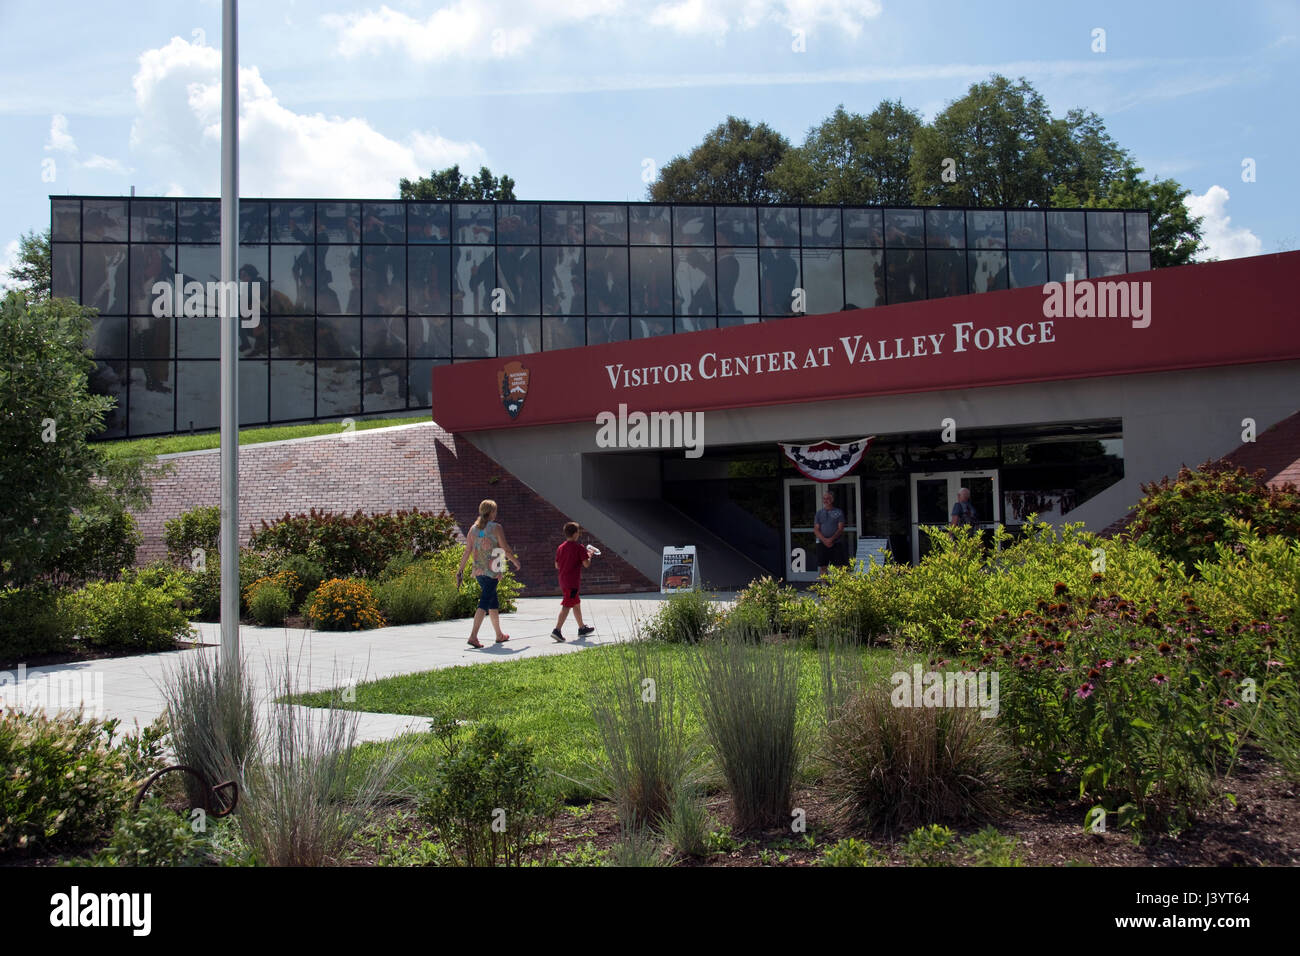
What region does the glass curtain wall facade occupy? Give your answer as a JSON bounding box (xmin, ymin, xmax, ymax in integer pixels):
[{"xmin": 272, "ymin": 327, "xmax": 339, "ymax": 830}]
[{"xmin": 51, "ymin": 197, "xmax": 1153, "ymax": 438}]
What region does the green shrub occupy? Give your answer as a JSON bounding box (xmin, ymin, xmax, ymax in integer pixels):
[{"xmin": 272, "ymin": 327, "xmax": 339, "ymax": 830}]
[
  {"xmin": 47, "ymin": 506, "xmax": 142, "ymax": 588},
  {"xmin": 0, "ymin": 584, "xmax": 74, "ymax": 665},
  {"xmin": 901, "ymin": 824, "xmax": 958, "ymax": 866},
  {"xmin": 248, "ymin": 583, "xmax": 291, "ymax": 627},
  {"xmin": 304, "ymin": 578, "xmax": 386, "ymax": 631},
  {"xmin": 374, "ymin": 563, "xmax": 445, "ymax": 625},
  {"xmin": 248, "ymin": 508, "xmax": 458, "ymax": 579},
  {"xmin": 812, "ymin": 561, "xmax": 912, "ymax": 643},
  {"xmin": 1249, "ymin": 678, "xmax": 1300, "ymax": 782},
  {"xmin": 184, "ymin": 559, "xmax": 222, "ymax": 622},
  {"xmin": 275, "ymin": 554, "xmax": 325, "ymax": 610},
  {"xmin": 0, "ymin": 710, "xmax": 132, "ymax": 852},
  {"xmin": 430, "ymin": 546, "xmax": 521, "ymax": 617},
  {"xmin": 819, "ymin": 837, "xmax": 887, "ymax": 867},
  {"xmin": 237, "ymin": 548, "xmax": 278, "ymax": 609},
  {"xmin": 1193, "ymin": 528, "xmax": 1300, "ymax": 640},
  {"xmin": 417, "ymin": 722, "xmax": 557, "ymax": 867},
  {"xmin": 92, "ymin": 802, "xmax": 212, "ymax": 867},
  {"xmin": 642, "ymin": 589, "xmax": 718, "ymax": 643},
  {"xmin": 164, "ymin": 505, "xmax": 221, "ymax": 565},
  {"xmin": 64, "ymin": 575, "xmax": 195, "ymax": 652},
  {"xmin": 961, "ymin": 826, "xmax": 1025, "ymax": 866}
]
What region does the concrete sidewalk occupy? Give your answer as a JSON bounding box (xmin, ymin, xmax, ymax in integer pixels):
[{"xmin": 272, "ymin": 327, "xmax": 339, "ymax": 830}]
[{"xmin": 0, "ymin": 594, "xmax": 675, "ymax": 743}]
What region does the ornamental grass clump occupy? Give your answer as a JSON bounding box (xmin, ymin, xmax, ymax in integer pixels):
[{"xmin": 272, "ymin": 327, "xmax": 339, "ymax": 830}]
[{"xmin": 305, "ymin": 578, "xmax": 385, "ymax": 631}]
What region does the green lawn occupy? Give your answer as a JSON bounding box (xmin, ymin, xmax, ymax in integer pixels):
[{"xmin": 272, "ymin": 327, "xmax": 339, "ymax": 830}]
[
  {"xmin": 296, "ymin": 640, "xmax": 909, "ymax": 801},
  {"xmin": 96, "ymin": 414, "xmax": 426, "ymax": 460}
]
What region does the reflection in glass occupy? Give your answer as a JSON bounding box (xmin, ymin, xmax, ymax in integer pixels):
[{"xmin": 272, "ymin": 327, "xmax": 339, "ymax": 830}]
[
  {"xmin": 83, "ymin": 244, "xmax": 129, "ymax": 314},
  {"xmin": 925, "ymin": 209, "xmax": 965, "ymax": 248},
  {"xmin": 1087, "ymin": 211, "xmax": 1125, "ymax": 251},
  {"xmin": 363, "ymin": 316, "xmax": 406, "ymax": 358},
  {"xmin": 240, "ymin": 202, "xmax": 268, "ymax": 243},
  {"xmin": 53, "ymin": 243, "xmax": 79, "ymax": 299},
  {"xmin": 718, "ymin": 315, "xmax": 762, "ymax": 329},
  {"xmin": 454, "ymin": 247, "xmax": 495, "ymax": 315},
  {"xmin": 843, "ymin": 208, "xmax": 883, "ymax": 247},
  {"xmin": 237, "ymin": 244, "xmax": 271, "ymax": 321},
  {"xmin": 968, "ymin": 251, "xmax": 1008, "ymax": 293},
  {"xmin": 240, "ymin": 359, "xmax": 268, "ymax": 425},
  {"xmin": 543, "ymin": 247, "xmax": 584, "ymax": 316},
  {"xmin": 52, "ymin": 200, "xmax": 80, "ymax": 241},
  {"xmin": 843, "ymin": 249, "xmax": 884, "ymax": 309},
  {"xmin": 717, "ymin": 249, "xmax": 758, "ymax": 316},
  {"xmin": 453, "ymin": 317, "xmax": 496, "ymax": 357},
  {"xmin": 130, "ymin": 244, "xmax": 176, "ymax": 315},
  {"xmin": 91, "ymin": 361, "xmax": 127, "ymax": 438},
  {"xmin": 760, "ymin": 249, "xmax": 801, "ymax": 315},
  {"xmin": 1089, "ymin": 252, "xmax": 1128, "ymax": 278},
  {"xmin": 884, "ymin": 209, "xmax": 924, "ymax": 247},
  {"xmin": 363, "ymin": 359, "xmax": 406, "ymax": 413},
  {"xmin": 1049, "ymin": 250, "xmax": 1088, "ymax": 282},
  {"xmin": 759, "ymin": 208, "xmax": 799, "ymax": 246},
  {"xmin": 454, "ymin": 204, "xmax": 494, "ymax": 243},
  {"xmin": 1127, "ymin": 252, "xmax": 1151, "ymax": 273},
  {"xmin": 542, "ymin": 204, "xmax": 583, "ymax": 244},
  {"xmin": 676, "ymin": 315, "xmax": 716, "ymax": 334},
  {"xmin": 363, "ymin": 202, "xmax": 405, "ymax": 243},
  {"xmin": 543, "ymin": 317, "xmax": 584, "ymax": 351},
  {"xmin": 272, "ymin": 202, "xmax": 315, "ymax": 242},
  {"xmin": 178, "ymin": 244, "xmax": 220, "ymax": 286},
  {"xmin": 630, "ymin": 247, "xmax": 672, "ymax": 315},
  {"xmin": 317, "ymin": 202, "xmax": 360, "ymax": 244},
  {"xmin": 131, "ymin": 200, "xmax": 175, "ymax": 242},
  {"xmin": 586, "ymin": 317, "xmax": 628, "ymax": 345},
  {"xmin": 1009, "ymin": 251, "xmax": 1047, "ymax": 288},
  {"xmin": 801, "ymin": 207, "xmax": 841, "ymax": 247},
  {"xmin": 674, "ymin": 249, "xmax": 715, "ymax": 316},
  {"xmin": 673, "ymin": 206, "xmax": 713, "ymax": 246},
  {"xmin": 317, "ymin": 361, "xmax": 361, "ymax": 418},
  {"xmin": 407, "ymin": 359, "xmax": 445, "ymax": 407},
  {"xmin": 408, "ymin": 203, "xmax": 450, "ymax": 243},
  {"xmin": 179, "ymin": 201, "xmax": 220, "ymax": 243},
  {"xmin": 317, "ymin": 317, "xmax": 361, "ymax": 358},
  {"xmin": 926, "ymin": 250, "xmax": 966, "ymax": 298},
  {"xmin": 1125, "ymin": 213, "xmax": 1150, "ymax": 251},
  {"xmin": 87, "ymin": 317, "xmax": 128, "ymax": 357},
  {"xmin": 128, "ymin": 362, "xmax": 174, "ymax": 435},
  {"xmin": 496, "ymin": 204, "xmax": 540, "ymax": 244},
  {"xmin": 130, "ymin": 317, "xmax": 171, "ymax": 360},
  {"xmin": 497, "ymin": 317, "xmax": 541, "ymax": 357},
  {"xmin": 270, "ymin": 245, "xmax": 314, "ymax": 314},
  {"xmin": 409, "ymin": 316, "xmax": 451, "ymax": 357},
  {"xmin": 586, "ymin": 248, "xmax": 628, "ymax": 315},
  {"xmin": 585, "ymin": 205, "xmax": 627, "ymax": 245},
  {"xmin": 632, "ymin": 317, "xmax": 672, "ymax": 339},
  {"xmin": 802, "ymin": 249, "xmax": 843, "ymax": 314},
  {"xmin": 967, "ymin": 210, "xmax": 1006, "ymax": 249},
  {"xmin": 1007, "ymin": 210, "xmax": 1045, "ymax": 249},
  {"xmin": 83, "ymin": 200, "xmax": 128, "ymax": 241},
  {"xmin": 715, "ymin": 207, "xmax": 757, "ymax": 246},
  {"xmin": 1047, "ymin": 211, "xmax": 1086, "ymax": 249},
  {"xmin": 497, "ymin": 246, "xmax": 541, "ymax": 315},
  {"xmin": 624, "ymin": 205, "xmax": 667, "ymax": 245},
  {"xmin": 363, "ymin": 245, "xmax": 405, "ymax": 314},
  {"xmin": 886, "ymin": 249, "xmax": 925, "ymax": 303},
  {"xmin": 271, "ymin": 360, "xmax": 315, "ymax": 423},
  {"xmin": 270, "ymin": 317, "xmax": 314, "ymax": 359},
  {"xmin": 177, "ymin": 362, "xmax": 219, "ymax": 432},
  {"xmin": 409, "ymin": 245, "xmax": 451, "ymax": 314},
  {"xmin": 177, "ymin": 312, "xmax": 219, "ymax": 359}
]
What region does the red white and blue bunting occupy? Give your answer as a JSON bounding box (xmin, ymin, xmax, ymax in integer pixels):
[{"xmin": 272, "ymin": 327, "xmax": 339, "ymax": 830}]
[{"xmin": 780, "ymin": 437, "xmax": 875, "ymax": 482}]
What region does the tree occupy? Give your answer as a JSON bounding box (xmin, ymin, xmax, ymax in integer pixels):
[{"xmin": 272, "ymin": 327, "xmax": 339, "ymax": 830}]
[
  {"xmin": 648, "ymin": 117, "xmax": 791, "ymax": 203},
  {"xmin": 770, "ymin": 101, "xmax": 921, "ymax": 205},
  {"xmin": 399, "ymin": 165, "xmax": 516, "ymax": 201},
  {"xmin": 5, "ymin": 229, "xmax": 51, "ymax": 302}
]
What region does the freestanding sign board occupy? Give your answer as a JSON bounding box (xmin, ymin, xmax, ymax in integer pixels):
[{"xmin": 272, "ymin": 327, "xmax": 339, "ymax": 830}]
[
  {"xmin": 853, "ymin": 537, "xmax": 892, "ymax": 573},
  {"xmin": 661, "ymin": 546, "xmax": 700, "ymax": 593}
]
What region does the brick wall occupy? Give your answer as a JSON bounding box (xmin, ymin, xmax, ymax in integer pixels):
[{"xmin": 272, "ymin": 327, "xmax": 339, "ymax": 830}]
[{"xmin": 133, "ymin": 423, "xmax": 655, "ymax": 595}]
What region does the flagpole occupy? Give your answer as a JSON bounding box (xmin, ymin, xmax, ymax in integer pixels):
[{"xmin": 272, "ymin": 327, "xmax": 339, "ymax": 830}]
[{"xmin": 219, "ymin": 0, "xmax": 240, "ymax": 669}]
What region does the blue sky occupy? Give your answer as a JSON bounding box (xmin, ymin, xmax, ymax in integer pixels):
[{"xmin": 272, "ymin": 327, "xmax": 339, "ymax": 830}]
[{"xmin": 1, "ymin": 0, "xmax": 1296, "ymax": 279}]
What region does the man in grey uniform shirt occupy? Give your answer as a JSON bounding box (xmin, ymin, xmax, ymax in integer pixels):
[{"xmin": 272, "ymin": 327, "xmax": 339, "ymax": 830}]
[{"xmin": 814, "ymin": 489, "xmax": 846, "ymax": 576}]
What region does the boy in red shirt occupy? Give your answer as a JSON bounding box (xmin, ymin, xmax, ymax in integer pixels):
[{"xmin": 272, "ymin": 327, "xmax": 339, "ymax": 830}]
[{"xmin": 552, "ymin": 521, "xmax": 595, "ymax": 642}]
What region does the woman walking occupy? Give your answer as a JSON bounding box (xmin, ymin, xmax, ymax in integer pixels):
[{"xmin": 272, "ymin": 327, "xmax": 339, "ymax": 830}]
[{"xmin": 456, "ymin": 499, "xmax": 523, "ymax": 648}]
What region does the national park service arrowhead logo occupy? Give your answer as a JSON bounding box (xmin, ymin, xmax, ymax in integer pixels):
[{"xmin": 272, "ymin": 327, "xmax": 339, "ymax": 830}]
[{"xmin": 498, "ymin": 361, "xmax": 530, "ymax": 419}]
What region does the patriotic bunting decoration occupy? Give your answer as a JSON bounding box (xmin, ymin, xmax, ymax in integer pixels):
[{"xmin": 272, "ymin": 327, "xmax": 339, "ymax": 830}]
[{"xmin": 780, "ymin": 436, "xmax": 875, "ymax": 482}]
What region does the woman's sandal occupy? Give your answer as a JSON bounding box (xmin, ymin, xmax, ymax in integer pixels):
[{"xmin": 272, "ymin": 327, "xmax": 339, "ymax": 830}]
[
  {"xmin": 494, "ymin": 634, "xmax": 510, "ymax": 644},
  {"xmin": 467, "ymin": 638, "xmax": 485, "ymax": 648}
]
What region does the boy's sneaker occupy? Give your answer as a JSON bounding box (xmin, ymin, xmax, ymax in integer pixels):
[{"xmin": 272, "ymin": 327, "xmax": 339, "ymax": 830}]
[
  {"xmin": 551, "ymin": 629, "xmax": 565, "ymax": 643},
  {"xmin": 577, "ymin": 625, "xmax": 596, "ymax": 636}
]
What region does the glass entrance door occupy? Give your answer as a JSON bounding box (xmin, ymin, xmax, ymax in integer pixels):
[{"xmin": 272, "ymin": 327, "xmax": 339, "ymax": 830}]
[
  {"xmin": 784, "ymin": 477, "xmax": 861, "ymax": 583},
  {"xmin": 909, "ymin": 470, "xmax": 999, "ymax": 564}
]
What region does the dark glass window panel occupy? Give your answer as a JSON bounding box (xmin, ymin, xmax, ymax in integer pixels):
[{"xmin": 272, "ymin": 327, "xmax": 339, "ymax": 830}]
[
  {"xmin": 586, "ymin": 317, "xmax": 628, "ymax": 345},
  {"xmin": 497, "ymin": 246, "xmax": 541, "ymax": 316},
  {"xmin": 1089, "ymin": 251, "xmax": 1128, "ymax": 278},
  {"xmin": 317, "ymin": 361, "xmax": 361, "ymax": 418},
  {"xmin": 131, "ymin": 200, "xmax": 175, "ymax": 242},
  {"xmin": 52, "ymin": 243, "xmax": 79, "ymax": 300},
  {"xmin": 1125, "ymin": 212, "xmax": 1150, "ymax": 251},
  {"xmin": 884, "ymin": 209, "xmax": 924, "ymax": 248},
  {"xmin": 542, "ymin": 247, "xmax": 584, "ymax": 316},
  {"xmin": 1049, "ymin": 250, "xmax": 1088, "ymax": 282},
  {"xmin": 541, "ymin": 204, "xmax": 583, "ymax": 244},
  {"xmin": 1127, "ymin": 252, "xmax": 1151, "ymax": 273},
  {"xmin": 52, "ymin": 199, "xmax": 80, "ymax": 241},
  {"xmin": 543, "ymin": 317, "xmax": 584, "ymax": 351},
  {"xmin": 715, "ymin": 207, "xmax": 757, "ymax": 246},
  {"xmin": 270, "ymin": 245, "xmax": 314, "ymax": 315},
  {"xmin": 1086, "ymin": 211, "xmax": 1125, "ymax": 251},
  {"xmin": 718, "ymin": 315, "xmax": 762, "ymax": 329},
  {"xmin": 585, "ymin": 205, "xmax": 627, "ymax": 245},
  {"xmin": 843, "ymin": 208, "xmax": 883, "ymax": 247},
  {"xmin": 1007, "ymin": 210, "xmax": 1045, "ymax": 249},
  {"xmin": 497, "ymin": 316, "xmax": 541, "ymax": 357},
  {"xmin": 83, "ymin": 244, "xmax": 129, "ymax": 314},
  {"xmin": 407, "ymin": 358, "xmax": 445, "ymax": 408},
  {"xmin": 675, "ymin": 315, "xmax": 716, "ymax": 334},
  {"xmin": 409, "ymin": 316, "xmax": 451, "ymax": 358},
  {"xmin": 177, "ymin": 361, "xmax": 219, "ymax": 432},
  {"xmin": 270, "ymin": 317, "xmax": 314, "ymax": 359},
  {"xmin": 83, "ymin": 200, "xmax": 127, "ymax": 241},
  {"xmin": 409, "ymin": 245, "xmax": 451, "ymax": 315},
  {"xmin": 717, "ymin": 249, "xmax": 758, "ymax": 316},
  {"xmin": 802, "ymin": 249, "xmax": 844, "ymax": 315},
  {"xmin": 453, "ymin": 247, "xmax": 496, "ymax": 315},
  {"xmin": 238, "ymin": 245, "xmax": 270, "ymax": 317},
  {"xmin": 363, "ymin": 245, "xmax": 405, "ymax": 315},
  {"xmin": 239, "ymin": 314, "xmax": 268, "ymax": 360},
  {"xmin": 885, "ymin": 249, "xmax": 925, "ymax": 303},
  {"xmin": 632, "ymin": 317, "xmax": 673, "ymax": 339},
  {"xmin": 240, "ymin": 202, "xmax": 269, "ymax": 243},
  {"xmin": 408, "ymin": 203, "xmax": 450, "ymax": 243},
  {"xmin": 363, "ymin": 316, "xmax": 406, "ymax": 358},
  {"xmin": 239, "ymin": 359, "xmax": 269, "ymax": 425},
  {"xmin": 127, "ymin": 362, "xmax": 174, "ymax": 435},
  {"xmin": 363, "ymin": 359, "xmax": 406, "ymax": 413},
  {"xmin": 801, "ymin": 207, "xmax": 841, "ymax": 247},
  {"xmin": 318, "ymin": 246, "xmax": 359, "ymax": 314},
  {"xmin": 760, "ymin": 249, "xmax": 801, "ymax": 315},
  {"xmin": 270, "ymin": 360, "xmax": 315, "ymax": 422},
  {"xmin": 759, "ymin": 208, "xmax": 799, "ymax": 247},
  {"xmin": 178, "ymin": 244, "xmax": 220, "ymax": 290},
  {"xmin": 318, "ymin": 202, "xmax": 360, "ymax": 244},
  {"xmin": 1047, "ymin": 211, "xmax": 1086, "ymax": 249},
  {"xmin": 844, "ymin": 249, "xmax": 884, "ymax": 309},
  {"xmin": 1009, "ymin": 251, "xmax": 1047, "ymax": 289},
  {"xmin": 178, "ymin": 200, "xmax": 220, "ymax": 243},
  {"xmin": 967, "ymin": 210, "xmax": 1007, "ymax": 249},
  {"xmin": 674, "ymin": 248, "xmax": 716, "ymax": 316},
  {"xmin": 454, "ymin": 204, "xmax": 494, "ymax": 243},
  {"xmin": 968, "ymin": 251, "xmax": 1008, "ymax": 293},
  {"xmin": 317, "ymin": 317, "xmax": 361, "ymax": 358},
  {"xmin": 90, "ymin": 361, "xmax": 126, "ymax": 438},
  {"xmin": 362, "ymin": 202, "xmax": 405, "ymax": 244},
  {"xmin": 586, "ymin": 247, "xmax": 628, "ymax": 315},
  {"xmin": 496, "ymin": 204, "xmax": 539, "ymax": 244},
  {"xmin": 673, "ymin": 207, "xmax": 713, "ymax": 246},
  {"xmin": 925, "ymin": 209, "xmax": 965, "ymax": 249},
  {"xmin": 87, "ymin": 316, "xmax": 128, "ymax": 357},
  {"xmin": 130, "ymin": 244, "xmax": 176, "ymax": 315},
  {"xmin": 271, "ymin": 202, "xmax": 315, "ymax": 243},
  {"xmin": 926, "ymin": 250, "xmax": 967, "ymax": 298},
  {"xmin": 129, "ymin": 317, "xmax": 172, "ymax": 361},
  {"xmin": 629, "ymin": 205, "xmax": 671, "ymax": 245},
  {"xmin": 177, "ymin": 314, "xmax": 219, "ymax": 359},
  {"xmin": 453, "ymin": 317, "xmax": 496, "ymax": 357},
  {"xmin": 630, "ymin": 247, "xmax": 673, "ymax": 316}
]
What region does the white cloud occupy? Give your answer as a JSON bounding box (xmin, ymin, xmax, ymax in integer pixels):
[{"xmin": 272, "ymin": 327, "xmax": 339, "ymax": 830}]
[
  {"xmin": 0, "ymin": 240, "xmax": 22, "ymax": 294},
  {"xmin": 1184, "ymin": 185, "xmax": 1263, "ymax": 261},
  {"xmin": 39, "ymin": 113, "xmax": 132, "ymax": 178},
  {"xmin": 128, "ymin": 37, "xmax": 485, "ymax": 197},
  {"xmin": 45, "ymin": 114, "xmax": 77, "ymax": 154}
]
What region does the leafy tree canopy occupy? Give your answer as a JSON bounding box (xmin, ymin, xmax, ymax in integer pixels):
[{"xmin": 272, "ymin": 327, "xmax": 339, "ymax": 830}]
[
  {"xmin": 4, "ymin": 229, "xmax": 51, "ymax": 303},
  {"xmin": 399, "ymin": 164, "xmax": 517, "ymax": 201},
  {"xmin": 648, "ymin": 116, "xmax": 791, "ymax": 204}
]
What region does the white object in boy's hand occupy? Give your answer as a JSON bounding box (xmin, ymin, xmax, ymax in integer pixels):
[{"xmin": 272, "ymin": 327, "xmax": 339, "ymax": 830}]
[{"xmin": 586, "ymin": 545, "xmax": 601, "ymax": 556}]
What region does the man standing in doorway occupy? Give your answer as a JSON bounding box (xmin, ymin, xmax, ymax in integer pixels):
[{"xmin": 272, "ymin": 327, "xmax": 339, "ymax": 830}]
[
  {"xmin": 815, "ymin": 489, "xmax": 846, "ymax": 576},
  {"xmin": 950, "ymin": 487, "xmax": 978, "ymax": 527}
]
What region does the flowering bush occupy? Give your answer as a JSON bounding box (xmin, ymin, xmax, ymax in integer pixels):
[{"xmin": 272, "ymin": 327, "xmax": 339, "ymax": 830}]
[
  {"xmin": 249, "ymin": 509, "xmax": 458, "ymax": 579},
  {"xmin": 242, "ymin": 569, "xmax": 301, "ymax": 615},
  {"xmin": 304, "ymin": 578, "xmax": 386, "ymax": 631}
]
